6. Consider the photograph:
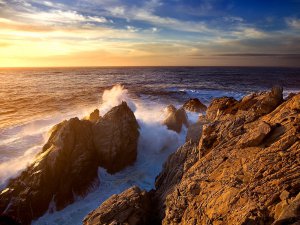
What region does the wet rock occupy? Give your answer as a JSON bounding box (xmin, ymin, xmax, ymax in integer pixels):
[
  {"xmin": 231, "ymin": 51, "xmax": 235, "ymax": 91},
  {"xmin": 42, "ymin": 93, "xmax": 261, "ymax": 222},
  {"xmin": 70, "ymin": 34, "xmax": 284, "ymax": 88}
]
[
  {"xmin": 83, "ymin": 186, "xmax": 153, "ymax": 225},
  {"xmin": 93, "ymin": 102, "xmax": 139, "ymax": 173},
  {"xmin": 0, "ymin": 118, "xmax": 97, "ymax": 225},
  {"xmin": 183, "ymin": 98, "xmax": 207, "ymax": 113},
  {"xmin": 0, "ymin": 102, "xmax": 139, "ymax": 225},
  {"xmin": 163, "ymin": 105, "xmax": 188, "ymax": 133},
  {"xmin": 88, "ymin": 109, "xmax": 100, "ymax": 122}
]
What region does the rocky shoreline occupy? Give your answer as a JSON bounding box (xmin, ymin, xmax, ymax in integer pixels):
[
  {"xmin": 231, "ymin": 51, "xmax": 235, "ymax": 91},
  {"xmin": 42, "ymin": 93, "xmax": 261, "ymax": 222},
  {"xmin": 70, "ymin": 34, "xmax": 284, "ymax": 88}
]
[{"xmin": 1, "ymin": 87, "xmax": 300, "ymax": 225}]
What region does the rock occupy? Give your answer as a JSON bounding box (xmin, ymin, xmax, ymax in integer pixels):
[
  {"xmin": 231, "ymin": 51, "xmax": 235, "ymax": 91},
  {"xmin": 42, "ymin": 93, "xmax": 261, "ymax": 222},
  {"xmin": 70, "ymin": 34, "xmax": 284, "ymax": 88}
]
[
  {"xmin": 273, "ymin": 192, "xmax": 300, "ymax": 225},
  {"xmin": 0, "ymin": 102, "xmax": 139, "ymax": 225},
  {"xmin": 0, "ymin": 118, "xmax": 97, "ymax": 225},
  {"xmin": 238, "ymin": 121, "xmax": 272, "ymax": 147},
  {"xmin": 206, "ymin": 96, "xmax": 238, "ymax": 121},
  {"xmin": 183, "ymin": 98, "xmax": 207, "ymax": 113},
  {"xmin": 93, "ymin": 102, "xmax": 140, "ymax": 173},
  {"xmin": 155, "ymin": 90, "xmax": 300, "ymax": 224},
  {"xmin": 155, "ymin": 141, "xmax": 198, "ymax": 218},
  {"xmin": 0, "ymin": 215, "xmax": 21, "ymax": 225},
  {"xmin": 206, "ymin": 86, "xmax": 283, "ymax": 122},
  {"xmin": 88, "ymin": 109, "xmax": 100, "ymax": 122},
  {"xmin": 186, "ymin": 121, "xmax": 204, "ymax": 143},
  {"xmin": 163, "ymin": 105, "xmax": 188, "ymax": 133},
  {"xmin": 83, "ymin": 186, "xmax": 154, "ymax": 225}
]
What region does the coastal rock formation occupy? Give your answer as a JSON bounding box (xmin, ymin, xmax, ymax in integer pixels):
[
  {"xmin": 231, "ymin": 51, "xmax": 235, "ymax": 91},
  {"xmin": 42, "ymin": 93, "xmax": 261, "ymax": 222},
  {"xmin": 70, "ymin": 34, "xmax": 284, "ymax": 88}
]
[
  {"xmin": 183, "ymin": 98, "xmax": 207, "ymax": 113},
  {"xmin": 93, "ymin": 102, "xmax": 140, "ymax": 173},
  {"xmin": 85, "ymin": 88, "xmax": 300, "ymax": 225},
  {"xmin": 156, "ymin": 88, "xmax": 300, "ymax": 224},
  {"xmin": 83, "ymin": 186, "xmax": 154, "ymax": 225},
  {"xmin": 88, "ymin": 109, "xmax": 100, "ymax": 122},
  {"xmin": 0, "ymin": 102, "xmax": 139, "ymax": 225},
  {"xmin": 163, "ymin": 105, "xmax": 188, "ymax": 133}
]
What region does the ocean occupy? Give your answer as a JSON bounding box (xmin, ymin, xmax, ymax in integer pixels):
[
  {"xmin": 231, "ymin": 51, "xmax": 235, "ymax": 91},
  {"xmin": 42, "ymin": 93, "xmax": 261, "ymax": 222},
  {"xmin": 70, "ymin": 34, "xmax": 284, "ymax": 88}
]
[{"xmin": 0, "ymin": 66, "xmax": 300, "ymax": 224}]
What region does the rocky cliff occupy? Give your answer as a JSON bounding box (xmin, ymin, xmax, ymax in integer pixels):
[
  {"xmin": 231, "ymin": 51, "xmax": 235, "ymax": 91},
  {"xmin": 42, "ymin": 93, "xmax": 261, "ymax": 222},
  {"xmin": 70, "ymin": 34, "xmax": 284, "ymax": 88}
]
[
  {"xmin": 0, "ymin": 102, "xmax": 139, "ymax": 225},
  {"xmin": 85, "ymin": 87, "xmax": 300, "ymax": 225}
]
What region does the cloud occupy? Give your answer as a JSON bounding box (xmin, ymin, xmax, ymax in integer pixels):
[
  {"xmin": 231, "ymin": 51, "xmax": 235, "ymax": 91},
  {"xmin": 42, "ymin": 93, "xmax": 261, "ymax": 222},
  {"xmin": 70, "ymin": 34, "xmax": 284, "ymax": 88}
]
[
  {"xmin": 18, "ymin": 10, "xmax": 109, "ymax": 25},
  {"xmin": 286, "ymin": 17, "xmax": 300, "ymax": 29}
]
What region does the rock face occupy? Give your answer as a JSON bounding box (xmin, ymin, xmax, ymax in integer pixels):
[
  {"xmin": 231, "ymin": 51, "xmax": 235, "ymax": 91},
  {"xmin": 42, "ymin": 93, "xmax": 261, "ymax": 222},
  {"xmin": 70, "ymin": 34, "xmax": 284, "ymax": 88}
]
[
  {"xmin": 183, "ymin": 98, "xmax": 207, "ymax": 113},
  {"xmin": 163, "ymin": 105, "xmax": 188, "ymax": 133},
  {"xmin": 83, "ymin": 186, "xmax": 154, "ymax": 225},
  {"xmin": 86, "ymin": 88, "xmax": 300, "ymax": 225},
  {"xmin": 155, "ymin": 88, "xmax": 300, "ymax": 225},
  {"xmin": 0, "ymin": 102, "xmax": 139, "ymax": 225},
  {"xmin": 88, "ymin": 109, "xmax": 100, "ymax": 122},
  {"xmin": 93, "ymin": 102, "xmax": 139, "ymax": 173}
]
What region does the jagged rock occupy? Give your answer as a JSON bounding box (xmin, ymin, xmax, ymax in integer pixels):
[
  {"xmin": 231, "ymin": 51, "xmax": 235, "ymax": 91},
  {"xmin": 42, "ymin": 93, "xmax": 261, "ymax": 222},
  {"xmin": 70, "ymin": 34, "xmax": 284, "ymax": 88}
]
[
  {"xmin": 83, "ymin": 186, "xmax": 154, "ymax": 225},
  {"xmin": 183, "ymin": 98, "xmax": 207, "ymax": 113},
  {"xmin": 93, "ymin": 102, "xmax": 140, "ymax": 173},
  {"xmin": 163, "ymin": 105, "xmax": 188, "ymax": 133},
  {"xmin": 155, "ymin": 90, "xmax": 300, "ymax": 224},
  {"xmin": 273, "ymin": 192, "xmax": 300, "ymax": 225},
  {"xmin": 0, "ymin": 118, "xmax": 97, "ymax": 225},
  {"xmin": 155, "ymin": 141, "xmax": 199, "ymax": 218},
  {"xmin": 186, "ymin": 121, "xmax": 204, "ymax": 143},
  {"xmin": 206, "ymin": 87, "xmax": 283, "ymax": 123},
  {"xmin": 238, "ymin": 121, "xmax": 272, "ymax": 147},
  {"xmin": 88, "ymin": 109, "xmax": 100, "ymax": 122},
  {"xmin": 0, "ymin": 102, "xmax": 139, "ymax": 225},
  {"xmin": 206, "ymin": 96, "xmax": 238, "ymax": 121}
]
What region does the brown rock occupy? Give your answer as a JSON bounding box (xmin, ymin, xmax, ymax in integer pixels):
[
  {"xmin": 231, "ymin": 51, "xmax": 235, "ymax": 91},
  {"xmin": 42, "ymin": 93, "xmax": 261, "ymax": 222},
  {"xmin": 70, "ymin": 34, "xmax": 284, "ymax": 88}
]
[
  {"xmin": 206, "ymin": 86, "xmax": 283, "ymax": 123},
  {"xmin": 163, "ymin": 105, "xmax": 188, "ymax": 133},
  {"xmin": 183, "ymin": 98, "xmax": 207, "ymax": 113},
  {"xmin": 206, "ymin": 96, "xmax": 238, "ymax": 121},
  {"xmin": 83, "ymin": 186, "xmax": 153, "ymax": 225},
  {"xmin": 88, "ymin": 109, "xmax": 100, "ymax": 122},
  {"xmin": 273, "ymin": 192, "xmax": 300, "ymax": 225},
  {"xmin": 155, "ymin": 90, "xmax": 300, "ymax": 225},
  {"xmin": 238, "ymin": 121, "xmax": 272, "ymax": 147},
  {"xmin": 186, "ymin": 121, "xmax": 204, "ymax": 143},
  {"xmin": 93, "ymin": 101, "xmax": 140, "ymax": 173},
  {"xmin": 0, "ymin": 102, "xmax": 140, "ymax": 225},
  {"xmin": 0, "ymin": 118, "xmax": 97, "ymax": 225}
]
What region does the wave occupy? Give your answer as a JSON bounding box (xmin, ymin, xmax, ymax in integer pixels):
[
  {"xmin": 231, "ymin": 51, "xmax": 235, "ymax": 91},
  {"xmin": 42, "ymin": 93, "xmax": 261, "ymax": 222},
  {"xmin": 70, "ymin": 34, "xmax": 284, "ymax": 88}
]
[{"xmin": 32, "ymin": 85, "xmax": 188, "ymax": 225}]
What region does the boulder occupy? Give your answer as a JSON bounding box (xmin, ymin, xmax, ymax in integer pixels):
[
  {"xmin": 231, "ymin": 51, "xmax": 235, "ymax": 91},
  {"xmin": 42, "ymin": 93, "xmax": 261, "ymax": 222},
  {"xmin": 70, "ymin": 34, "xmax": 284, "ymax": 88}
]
[
  {"xmin": 83, "ymin": 186, "xmax": 154, "ymax": 225},
  {"xmin": 183, "ymin": 98, "xmax": 207, "ymax": 113},
  {"xmin": 0, "ymin": 102, "xmax": 139, "ymax": 225},
  {"xmin": 163, "ymin": 105, "xmax": 188, "ymax": 133},
  {"xmin": 238, "ymin": 121, "xmax": 272, "ymax": 147},
  {"xmin": 93, "ymin": 102, "xmax": 140, "ymax": 173}
]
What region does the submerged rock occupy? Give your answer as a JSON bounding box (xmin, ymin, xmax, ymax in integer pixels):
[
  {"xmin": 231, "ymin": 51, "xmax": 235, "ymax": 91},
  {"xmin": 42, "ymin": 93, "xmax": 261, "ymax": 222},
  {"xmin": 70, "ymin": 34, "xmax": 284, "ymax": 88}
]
[
  {"xmin": 0, "ymin": 102, "xmax": 139, "ymax": 225},
  {"xmin": 163, "ymin": 105, "xmax": 188, "ymax": 133},
  {"xmin": 183, "ymin": 98, "xmax": 207, "ymax": 113},
  {"xmin": 83, "ymin": 186, "xmax": 154, "ymax": 225}
]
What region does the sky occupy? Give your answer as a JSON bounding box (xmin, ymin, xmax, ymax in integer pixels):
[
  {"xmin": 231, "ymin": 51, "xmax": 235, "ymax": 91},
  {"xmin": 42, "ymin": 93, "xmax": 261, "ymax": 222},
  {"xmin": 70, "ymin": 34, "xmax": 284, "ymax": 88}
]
[{"xmin": 0, "ymin": 0, "xmax": 300, "ymax": 67}]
